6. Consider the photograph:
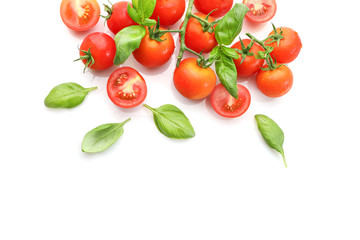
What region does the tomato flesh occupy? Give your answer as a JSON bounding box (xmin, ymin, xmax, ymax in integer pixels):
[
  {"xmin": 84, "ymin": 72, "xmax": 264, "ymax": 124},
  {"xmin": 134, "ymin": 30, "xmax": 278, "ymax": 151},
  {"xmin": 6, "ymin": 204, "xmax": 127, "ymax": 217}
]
[
  {"xmin": 60, "ymin": 0, "xmax": 100, "ymax": 31},
  {"xmin": 243, "ymin": 0, "xmax": 276, "ymax": 23},
  {"xmin": 107, "ymin": 67, "xmax": 147, "ymax": 108},
  {"xmin": 210, "ymin": 84, "xmax": 251, "ymax": 118}
]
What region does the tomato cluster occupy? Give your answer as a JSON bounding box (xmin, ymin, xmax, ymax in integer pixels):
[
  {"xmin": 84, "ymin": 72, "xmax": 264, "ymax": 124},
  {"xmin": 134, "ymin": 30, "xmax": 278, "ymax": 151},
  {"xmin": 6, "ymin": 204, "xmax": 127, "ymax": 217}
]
[{"xmin": 60, "ymin": 0, "xmax": 302, "ymax": 118}]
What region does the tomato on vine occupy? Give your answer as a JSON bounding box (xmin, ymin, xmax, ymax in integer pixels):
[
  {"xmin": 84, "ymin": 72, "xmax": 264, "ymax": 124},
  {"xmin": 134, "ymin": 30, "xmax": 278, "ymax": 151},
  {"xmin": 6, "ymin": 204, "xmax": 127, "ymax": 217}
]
[
  {"xmin": 173, "ymin": 58, "xmax": 216, "ymax": 100},
  {"xmin": 150, "ymin": 0, "xmax": 186, "ymax": 27},
  {"xmin": 76, "ymin": 32, "xmax": 116, "ymax": 71},
  {"xmin": 194, "ymin": 0, "xmax": 233, "ymax": 18},
  {"xmin": 60, "ymin": 0, "xmax": 100, "ymax": 31}
]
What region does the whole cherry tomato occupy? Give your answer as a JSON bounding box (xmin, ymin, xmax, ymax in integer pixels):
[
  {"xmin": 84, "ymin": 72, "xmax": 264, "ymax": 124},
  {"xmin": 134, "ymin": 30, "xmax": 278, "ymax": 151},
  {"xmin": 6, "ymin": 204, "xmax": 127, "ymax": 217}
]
[
  {"xmin": 132, "ymin": 28, "xmax": 175, "ymax": 68},
  {"xmin": 231, "ymin": 39, "xmax": 265, "ymax": 77},
  {"xmin": 194, "ymin": 0, "xmax": 233, "ymax": 18},
  {"xmin": 266, "ymin": 27, "xmax": 302, "ymax": 64},
  {"xmin": 103, "ymin": 1, "xmax": 138, "ymax": 35},
  {"xmin": 150, "ymin": 0, "xmax": 186, "ymax": 27},
  {"xmin": 256, "ymin": 65, "xmax": 293, "ymax": 98},
  {"xmin": 173, "ymin": 58, "xmax": 216, "ymax": 100}
]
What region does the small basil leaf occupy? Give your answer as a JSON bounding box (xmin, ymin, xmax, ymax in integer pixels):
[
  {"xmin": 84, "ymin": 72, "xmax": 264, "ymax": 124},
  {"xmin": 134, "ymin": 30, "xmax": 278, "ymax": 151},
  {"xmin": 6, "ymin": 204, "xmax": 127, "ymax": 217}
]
[
  {"xmin": 144, "ymin": 104, "xmax": 195, "ymax": 139},
  {"xmin": 44, "ymin": 82, "xmax": 97, "ymax": 108},
  {"xmin": 215, "ymin": 3, "xmax": 248, "ymax": 46},
  {"xmin": 141, "ymin": 18, "xmax": 157, "ymax": 27},
  {"xmin": 255, "ymin": 114, "xmax": 287, "ymax": 168},
  {"xmin": 215, "ymin": 48, "xmax": 238, "ymax": 99},
  {"xmin": 221, "ymin": 46, "xmax": 240, "ymax": 60},
  {"xmin": 114, "ymin": 25, "xmax": 146, "ymax": 65},
  {"xmin": 208, "ymin": 46, "xmax": 221, "ymax": 63},
  {"xmin": 136, "ymin": 0, "xmax": 156, "ymax": 19},
  {"xmin": 127, "ymin": 3, "xmax": 141, "ymax": 24},
  {"xmin": 82, "ymin": 118, "xmax": 131, "ymax": 153}
]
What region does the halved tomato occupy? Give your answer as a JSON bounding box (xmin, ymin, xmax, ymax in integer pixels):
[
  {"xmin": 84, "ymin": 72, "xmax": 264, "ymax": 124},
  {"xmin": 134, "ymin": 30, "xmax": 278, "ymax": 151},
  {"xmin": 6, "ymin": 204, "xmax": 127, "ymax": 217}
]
[
  {"xmin": 107, "ymin": 67, "xmax": 147, "ymax": 108},
  {"xmin": 210, "ymin": 83, "xmax": 251, "ymax": 118},
  {"xmin": 60, "ymin": 0, "xmax": 100, "ymax": 31},
  {"xmin": 242, "ymin": 0, "xmax": 276, "ymax": 23}
]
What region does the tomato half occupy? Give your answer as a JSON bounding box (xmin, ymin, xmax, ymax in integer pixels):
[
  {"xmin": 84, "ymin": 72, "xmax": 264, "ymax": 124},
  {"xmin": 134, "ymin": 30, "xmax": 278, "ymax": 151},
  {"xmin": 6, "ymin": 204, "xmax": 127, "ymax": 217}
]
[
  {"xmin": 107, "ymin": 67, "xmax": 147, "ymax": 108},
  {"xmin": 150, "ymin": 0, "xmax": 186, "ymax": 27},
  {"xmin": 60, "ymin": 0, "xmax": 100, "ymax": 31},
  {"xmin": 266, "ymin": 27, "xmax": 302, "ymax": 64},
  {"xmin": 132, "ymin": 28, "xmax": 175, "ymax": 68},
  {"xmin": 210, "ymin": 84, "xmax": 251, "ymax": 118},
  {"xmin": 78, "ymin": 32, "xmax": 116, "ymax": 71},
  {"xmin": 173, "ymin": 58, "xmax": 216, "ymax": 100},
  {"xmin": 231, "ymin": 39, "xmax": 265, "ymax": 77},
  {"xmin": 104, "ymin": 1, "xmax": 138, "ymax": 35},
  {"xmin": 256, "ymin": 65, "xmax": 293, "ymax": 98},
  {"xmin": 194, "ymin": 0, "xmax": 233, "ymax": 18},
  {"xmin": 182, "ymin": 13, "xmax": 218, "ymax": 53},
  {"xmin": 242, "ymin": 0, "xmax": 276, "ymax": 23}
]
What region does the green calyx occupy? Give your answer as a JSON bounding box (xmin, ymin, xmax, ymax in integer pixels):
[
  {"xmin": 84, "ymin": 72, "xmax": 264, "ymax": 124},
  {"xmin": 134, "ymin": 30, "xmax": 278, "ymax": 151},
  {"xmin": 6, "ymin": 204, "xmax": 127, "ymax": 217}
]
[
  {"xmin": 100, "ymin": 1, "xmax": 113, "ymax": 21},
  {"xmin": 148, "ymin": 20, "xmax": 167, "ymax": 42},
  {"xmin": 266, "ymin": 23, "xmax": 284, "ymax": 46},
  {"xmin": 74, "ymin": 48, "xmax": 95, "ymax": 73}
]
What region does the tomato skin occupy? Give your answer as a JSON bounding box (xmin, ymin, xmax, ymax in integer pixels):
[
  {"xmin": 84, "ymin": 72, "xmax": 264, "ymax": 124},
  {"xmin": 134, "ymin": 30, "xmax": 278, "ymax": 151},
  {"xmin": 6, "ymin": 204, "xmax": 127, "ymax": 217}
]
[
  {"xmin": 173, "ymin": 58, "xmax": 217, "ymax": 100},
  {"xmin": 60, "ymin": 0, "xmax": 100, "ymax": 31},
  {"xmin": 150, "ymin": 0, "xmax": 186, "ymax": 27},
  {"xmin": 256, "ymin": 65, "xmax": 293, "ymax": 98},
  {"xmin": 182, "ymin": 13, "xmax": 218, "ymax": 54},
  {"xmin": 132, "ymin": 28, "xmax": 175, "ymax": 68},
  {"xmin": 194, "ymin": 0, "xmax": 233, "ymax": 18},
  {"xmin": 267, "ymin": 27, "xmax": 302, "ymax": 64},
  {"xmin": 107, "ymin": 67, "xmax": 147, "ymax": 108},
  {"xmin": 106, "ymin": 1, "xmax": 137, "ymax": 35},
  {"xmin": 79, "ymin": 32, "xmax": 116, "ymax": 71},
  {"xmin": 231, "ymin": 39, "xmax": 265, "ymax": 78},
  {"xmin": 242, "ymin": 0, "xmax": 277, "ymax": 23},
  {"xmin": 210, "ymin": 84, "xmax": 251, "ymax": 118}
]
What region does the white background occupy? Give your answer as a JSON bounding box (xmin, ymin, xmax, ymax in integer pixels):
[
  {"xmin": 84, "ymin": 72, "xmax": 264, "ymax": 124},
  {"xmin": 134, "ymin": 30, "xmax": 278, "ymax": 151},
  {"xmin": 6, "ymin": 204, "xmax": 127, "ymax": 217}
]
[{"xmin": 1, "ymin": 0, "xmax": 359, "ymax": 239}]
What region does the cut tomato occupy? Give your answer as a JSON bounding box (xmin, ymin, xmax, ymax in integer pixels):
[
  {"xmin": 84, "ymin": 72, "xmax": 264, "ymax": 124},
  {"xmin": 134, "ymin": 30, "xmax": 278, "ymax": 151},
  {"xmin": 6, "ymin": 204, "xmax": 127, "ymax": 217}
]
[
  {"xmin": 60, "ymin": 0, "xmax": 100, "ymax": 31},
  {"xmin": 242, "ymin": 0, "xmax": 276, "ymax": 23},
  {"xmin": 107, "ymin": 67, "xmax": 147, "ymax": 108},
  {"xmin": 210, "ymin": 84, "xmax": 251, "ymax": 118}
]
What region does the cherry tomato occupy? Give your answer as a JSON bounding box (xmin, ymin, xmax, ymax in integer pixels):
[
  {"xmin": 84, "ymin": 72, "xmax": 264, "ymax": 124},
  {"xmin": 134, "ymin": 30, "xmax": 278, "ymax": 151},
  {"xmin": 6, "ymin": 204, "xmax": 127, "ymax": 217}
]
[
  {"xmin": 132, "ymin": 28, "xmax": 175, "ymax": 68},
  {"xmin": 60, "ymin": 0, "xmax": 100, "ymax": 31},
  {"xmin": 194, "ymin": 0, "xmax": 233, "ymax": 18},
  {"xmin": 78, "ymin": 32, "xmax": 116, "ymax": 71},
  {"xmin": 210, "ymin": 84, "xmax": 251, "ymax": 118},
  {"xmin": 104, "ymin": 1, "xmax": 138, "ymax": 35},
  {"xmin": 231, "ymin": 39, "xmax": 265, "ymax": 78},
  {"xmin": 107, "ymin": 67, "xmax": 147, "ymax": 108},
  {"xmin": 173, "ymin": 58, "xmax": 216, "ymax": 100},
  {"xmin": 242, "ymin": 0, "xmax": 277, "ymax": 23},
  {"xmin": 182, "ymin": 13, "xmax": 218, "ymax": 53},
  {"xmin": 256, "ymin": 65, "xmax": 293, "ymax": 98},
  {"xmin": 150, "ymin": 0, "xmax": 186, "ymax": 27},
  {"xmin": 266, "ymin": 27, "xmax": 302, "ymax": 64}
]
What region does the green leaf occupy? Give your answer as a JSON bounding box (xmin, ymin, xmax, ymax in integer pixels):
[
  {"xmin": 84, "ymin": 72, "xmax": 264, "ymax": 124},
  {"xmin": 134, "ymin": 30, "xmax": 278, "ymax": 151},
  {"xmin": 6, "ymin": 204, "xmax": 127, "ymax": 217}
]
[
  {"xmin": 141, "ymin": 18, "xmax": 157, "ymax": 27},
  {"xmin": 221, "ymin": 46, "xmax": 240, "ymax": 60},
  {"xmin": 82, "ymin": 118, "xmax": 131, "ymax": 153},
  {"xmin": 215, "ymin": 3, "xmax": 249, "ymax": 45},
  {"xmin": 136, "ymin": 0, "xmax": 156, "ymax": 20},
  {"xmin": 144, "ymin": 104, "xmax": 195, "ymax": 139},
  {"xmin": 44, "ymin": 82, "xmax": 97, "ymax": 108},
  {"xmin": 215, "ymin": 47, "xmax": 239, "ymax": 99},
  {"xmin": 114, "ymin": 25, "xmax": 146, "ymax": 65},
  {"xmin": 255, "ymin": 114, "xmax": 287, "ymax": 168},
  {"xmin": 127, "ymin": 3, "xmax": 141, "ymax": 24}
]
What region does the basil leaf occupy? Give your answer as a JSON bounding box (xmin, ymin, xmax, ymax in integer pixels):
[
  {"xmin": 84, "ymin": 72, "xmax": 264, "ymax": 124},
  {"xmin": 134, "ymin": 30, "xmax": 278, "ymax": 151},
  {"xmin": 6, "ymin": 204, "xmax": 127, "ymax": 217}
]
[
  {"xmin": 82, "ymin": 118, "xmax": 131, "ymax": 153},
  {"xmin": 215, "ymin": 3, "xmax": 248, "ymax": 46},
  {"xmin": 136, "ymin": 0, "xmax": 156, "ymax": 19},
  {"xmin": 221, "ymin": 46, "xmax": 240, "ymax": 60},
  {"xmin": 44, "ymin": 82, "xmax": 97, "ymax": 108},
  {"xmin": 144, "ymin": 104, "xmax": 195, "ymax": 139},
  {"xmin": 127, "ymin": 3, "xmax": 141, "ymax": 24},
  {"xmin": 255, "ymin": 114, "xmax": 287, "ymax": 168},
  {"xmin": 215, "ymin": 48, "xmax": 238, "ymax": 99},
  {"xmin": 208, "ymin": 46, "xmax": 221, "ymax": 63},
  {"xmin": 114, "ymin": 25, "xmax": 146, "ymax": 65},
  {"xmin": 141, "ymin": 18, "xmax": 157, "ymax": 27}
]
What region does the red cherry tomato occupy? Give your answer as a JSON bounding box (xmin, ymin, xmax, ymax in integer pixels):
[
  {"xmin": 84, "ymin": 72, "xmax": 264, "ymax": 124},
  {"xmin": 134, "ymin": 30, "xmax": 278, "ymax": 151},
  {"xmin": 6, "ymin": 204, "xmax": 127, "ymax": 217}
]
[
  {"xmin": 173, "ymin": 58, "xmax": 217, "ymax": 100},
  {"xmin": 266, "ymin": 27, "xmax": 302, "ymax": 64},
  {"xmin": 210, "ymin": 84, "xmax": 251, "ymax": 118},
  {"xmin": 60, "ymin": 0, "xmax": 100, "ymax": 31},
  {"xmin": 107, "ymin": 67, "xmax": 147, "ymax": 108},
  {"xmin": 242, "ymin": 0, "xmax": 277, "ymax": 23},
  {"xmin": 194, "ymin": 0, "xmax": 233, "ymax": 18},
  {"xmin": 256, "ymin": 65, "xmax": 293, "ymax": 98},
  {"xmin": 132, "ymin": 28, "xmax": 175, "ymax": 68},
  {"xmin": 182, "ymin": 13, "xmax": 218, "ymax": 53},
  {"xmin": 104, "ymin": 1, "xmax": 138, "ymax": 35},
  {"xmin": 231, "ymin": 39, "xmax": 265, "ymax": 77},
  {"xmin": 78, "ymin": 32, "xmax": 116, "ymax": 71},
  {"xmin": 150, "ymin": 0, "xmax": 186, "ymax": 27}
]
